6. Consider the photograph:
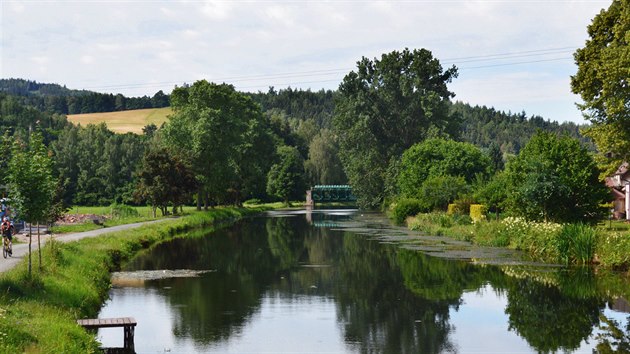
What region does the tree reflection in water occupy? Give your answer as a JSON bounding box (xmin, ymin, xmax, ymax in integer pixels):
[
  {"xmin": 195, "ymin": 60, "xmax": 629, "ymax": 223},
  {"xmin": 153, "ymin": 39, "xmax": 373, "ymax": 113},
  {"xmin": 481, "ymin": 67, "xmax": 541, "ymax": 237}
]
[{"xmin": 115, "ymin": 210, "xmax": 630, "ymax": 353}]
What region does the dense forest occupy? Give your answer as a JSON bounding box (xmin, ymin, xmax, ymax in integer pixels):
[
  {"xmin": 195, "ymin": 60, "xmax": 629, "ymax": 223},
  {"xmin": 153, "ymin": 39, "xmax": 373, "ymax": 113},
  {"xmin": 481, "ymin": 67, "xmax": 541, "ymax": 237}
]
[
  {"xmin": 0, "ymin": 78, "xmax": 169, "ymax": 114},
  {"xmin": 0, "ymin": 74, "xmax": 592, "ymax": 211}
]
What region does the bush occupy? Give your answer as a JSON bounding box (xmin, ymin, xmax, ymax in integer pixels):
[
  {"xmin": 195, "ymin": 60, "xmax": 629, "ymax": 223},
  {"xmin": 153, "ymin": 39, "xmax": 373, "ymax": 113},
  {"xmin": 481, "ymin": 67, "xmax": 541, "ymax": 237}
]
[
  {"xmin": 110, "ymin": 203, "xmax": 139, "ymax": 219},
  {"xmin": 555, "ymin": 224, "xmax": 598, "ymax": 264},
  {"xmin": 597, "ymin": 231, "xmax": 630, "ymax": 269},
  {"xmin": 390, "ymin": 199, "xmax": 424, "ymax": 225},
  {"xmin": 418, "ymin": 175, "xmax": 469, "ymax": 211}
]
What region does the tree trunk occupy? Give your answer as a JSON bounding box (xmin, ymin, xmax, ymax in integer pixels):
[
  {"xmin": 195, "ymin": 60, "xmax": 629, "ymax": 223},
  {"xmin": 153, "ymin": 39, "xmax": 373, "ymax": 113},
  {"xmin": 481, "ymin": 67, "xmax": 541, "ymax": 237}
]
[
  {"xmin": 28, "ymin": 222, "xmax": 32, "ymax": 277},
  {"xmin": 197, "ymin": 188, "xmax": 202, "ymax": 211},
  {"xmin": 37, "ymin": 222, "xmax": 41, "ymax": 271}
]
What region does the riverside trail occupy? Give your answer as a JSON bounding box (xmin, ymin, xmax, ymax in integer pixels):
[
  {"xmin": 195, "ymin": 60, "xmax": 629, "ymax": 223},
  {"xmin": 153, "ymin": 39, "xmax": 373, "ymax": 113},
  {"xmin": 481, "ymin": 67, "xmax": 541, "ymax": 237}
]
[{"xmin": 0, "ymin": 219, "xmax": 175, "ymax": 274}]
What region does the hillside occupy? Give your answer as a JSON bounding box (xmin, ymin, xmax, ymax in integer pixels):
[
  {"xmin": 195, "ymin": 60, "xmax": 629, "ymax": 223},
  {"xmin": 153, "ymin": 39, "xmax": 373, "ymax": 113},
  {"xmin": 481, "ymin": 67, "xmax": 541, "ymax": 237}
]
[{"xmin": 67, "ymin": 107, "xmax": 172, "ymax": 134}]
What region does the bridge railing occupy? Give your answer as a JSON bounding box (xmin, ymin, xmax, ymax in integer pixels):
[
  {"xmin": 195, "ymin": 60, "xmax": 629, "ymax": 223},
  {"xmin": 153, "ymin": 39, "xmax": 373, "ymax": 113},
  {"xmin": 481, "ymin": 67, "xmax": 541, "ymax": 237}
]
[{"xmin": 306, "ymin": 185, "xmax": 356, "ymax": 205}]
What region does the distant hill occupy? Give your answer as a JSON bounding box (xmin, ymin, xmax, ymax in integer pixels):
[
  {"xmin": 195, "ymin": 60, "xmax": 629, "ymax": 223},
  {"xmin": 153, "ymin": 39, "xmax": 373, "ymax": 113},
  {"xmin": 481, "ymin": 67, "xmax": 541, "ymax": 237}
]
[
  {"xmin": 0, "ymin": 78, "xmax": 170, "ymax": 115},
  {"xmin": 67, "ymin": 107, "xmax": 172, "ymax": 134}
]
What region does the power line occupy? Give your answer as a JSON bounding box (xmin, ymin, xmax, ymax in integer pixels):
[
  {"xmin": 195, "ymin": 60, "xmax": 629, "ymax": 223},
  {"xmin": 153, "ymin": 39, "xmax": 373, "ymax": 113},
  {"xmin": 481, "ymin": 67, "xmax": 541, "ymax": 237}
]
[{"xmin": 81, "ymin": 46, "xmax": 578, "ymax": 92}]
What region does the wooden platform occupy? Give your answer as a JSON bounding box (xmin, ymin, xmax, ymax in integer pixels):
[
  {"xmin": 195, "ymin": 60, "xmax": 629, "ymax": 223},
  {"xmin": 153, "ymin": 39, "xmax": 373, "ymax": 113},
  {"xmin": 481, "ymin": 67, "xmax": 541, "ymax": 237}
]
[{"xmin": 77, "ymin": 317, "xmax": 137, "ymax": 352}]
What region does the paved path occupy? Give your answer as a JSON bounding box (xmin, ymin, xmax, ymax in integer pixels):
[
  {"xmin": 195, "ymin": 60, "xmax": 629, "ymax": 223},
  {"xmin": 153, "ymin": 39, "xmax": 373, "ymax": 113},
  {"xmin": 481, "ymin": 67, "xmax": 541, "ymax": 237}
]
[{"xmin": 0, "ymin": 219, "xmax": 175, "ymax": 274}]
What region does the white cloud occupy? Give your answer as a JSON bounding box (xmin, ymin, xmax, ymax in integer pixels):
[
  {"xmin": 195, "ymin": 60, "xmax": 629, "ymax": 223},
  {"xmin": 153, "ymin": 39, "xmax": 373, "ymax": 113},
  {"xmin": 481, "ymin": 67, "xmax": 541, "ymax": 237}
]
[
  {"xmin": 80, "ymin": 55, "xmax": 95, "ymax": 65},
  {"xmin": 200, "ymin": 0, "xmax": 232, "ymax": 20},
  {"xmin": 0, "ymin": 0, "xmax": 613, "ymax": 122}
]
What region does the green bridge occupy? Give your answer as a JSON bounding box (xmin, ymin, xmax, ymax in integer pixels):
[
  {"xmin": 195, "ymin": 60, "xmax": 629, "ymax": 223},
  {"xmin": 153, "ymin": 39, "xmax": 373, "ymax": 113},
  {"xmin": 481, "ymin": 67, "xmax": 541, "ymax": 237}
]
[{"xmin": 306, "ymin": 185, "xmax": 356, "ymax": 205}]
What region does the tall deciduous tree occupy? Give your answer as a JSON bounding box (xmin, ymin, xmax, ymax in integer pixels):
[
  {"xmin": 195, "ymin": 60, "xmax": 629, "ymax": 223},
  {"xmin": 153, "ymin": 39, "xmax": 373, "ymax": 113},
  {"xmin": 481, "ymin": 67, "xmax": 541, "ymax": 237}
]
[
  {"xmin": 304, "ymin": 129, "xmax": 347, "ymax": 185},
  {"xmin": 571, "ymin": 0, "xmax": 630, "ymax": 174},
  {"xmin": 504, "ymin": 132, "xmax": 608, "ymax": 223},
  {"xmin": 135, "ymin": 147, "xmax": 197, "ymax": 216},
  {"xmin": 162, "ymin": 81, "xmax": 269, "ymax": 209},
  {"xmin": 266, "ymin": 146, "xmax": 306, "ymax": 205},
  {"xmin": 333, "ymin": 48, "xmax": 458, "ymax": 208}
]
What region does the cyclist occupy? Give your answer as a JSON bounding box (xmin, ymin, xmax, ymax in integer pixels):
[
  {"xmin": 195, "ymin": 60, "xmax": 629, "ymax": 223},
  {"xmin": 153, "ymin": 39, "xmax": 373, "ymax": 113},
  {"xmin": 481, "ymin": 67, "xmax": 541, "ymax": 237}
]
[{"xmin": 1, "ymin": 217, "xmax": 12, "ymax": 256}]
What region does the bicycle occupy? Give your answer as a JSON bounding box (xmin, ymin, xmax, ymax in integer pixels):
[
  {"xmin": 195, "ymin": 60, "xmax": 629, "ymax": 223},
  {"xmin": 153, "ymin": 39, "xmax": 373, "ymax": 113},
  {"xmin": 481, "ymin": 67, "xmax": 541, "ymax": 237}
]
[{"xmin": 2, "ymin": 234, "xmax": 11, "ymax": 258}]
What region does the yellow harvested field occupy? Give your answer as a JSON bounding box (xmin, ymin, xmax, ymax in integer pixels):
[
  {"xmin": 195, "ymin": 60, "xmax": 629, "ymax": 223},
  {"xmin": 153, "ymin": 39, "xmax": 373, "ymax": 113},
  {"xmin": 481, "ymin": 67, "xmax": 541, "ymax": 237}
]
[{"xmin": 67, "ymin": 107, "xmax": 173, "ymax": 134}]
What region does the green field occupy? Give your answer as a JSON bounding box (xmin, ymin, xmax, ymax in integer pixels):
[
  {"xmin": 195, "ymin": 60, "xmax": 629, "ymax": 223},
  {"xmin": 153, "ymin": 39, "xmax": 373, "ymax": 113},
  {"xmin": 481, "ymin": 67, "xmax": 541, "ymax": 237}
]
[{"xmin": 67, "ymin": 107, "xmax": 172, "ymax": 134}]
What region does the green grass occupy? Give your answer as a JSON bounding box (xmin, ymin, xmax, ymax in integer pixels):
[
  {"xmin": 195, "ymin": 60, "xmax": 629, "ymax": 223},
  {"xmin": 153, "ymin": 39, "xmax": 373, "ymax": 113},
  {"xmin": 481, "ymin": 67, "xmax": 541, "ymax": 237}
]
[{"xmin": 0, "ymin": 206, "xmax": 268, "ymax": 352}]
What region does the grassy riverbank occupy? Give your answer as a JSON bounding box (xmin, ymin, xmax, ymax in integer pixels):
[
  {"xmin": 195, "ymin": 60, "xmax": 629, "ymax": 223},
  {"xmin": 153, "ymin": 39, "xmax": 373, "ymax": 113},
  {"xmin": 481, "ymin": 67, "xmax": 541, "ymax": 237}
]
[
  {"xmin": 0, "ymin": 207, "xmax": 265, "ymax": 353},
  {"xmin": 405, "ymin": 212, "xmax": 630, "ymax": 271}
]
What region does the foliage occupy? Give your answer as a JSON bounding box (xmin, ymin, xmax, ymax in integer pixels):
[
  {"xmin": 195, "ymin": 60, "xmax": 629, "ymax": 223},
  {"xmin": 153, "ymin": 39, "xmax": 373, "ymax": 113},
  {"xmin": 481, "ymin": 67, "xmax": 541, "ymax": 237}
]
[
  {"xmin": 163, "ymin": 81, "xmax": 272, "ymax": 208},
  {"xmin": 333, "ymin": 48, "xmax": 459, "ymax": 208},
  {"xmin": 555, "ymin": 223, "xmax": 598, "ymax": 265},
  {"xmin": 52, "ymin": 123, "xmax": 146, "ymax": 206},
  {"xmin": 572, "ymin": 0, "xmax": 630, "ymax": 175},
  {"xmin": 416, "ymin": 175, "xmax": 469, "ymax": 212},
  {"xmin": 597, "ymin": 231, "xmax": 630, "ymax": 269},
  {"xmin": 474, "ymin": 171, "xmax": 509, "ymax": 214},
  {"xmin": 397, "ymin": 138, "xmax": 492, "ymax": 199},
  {"xmin": 571, "ymin": 0, "xmax": 630, "ymax": 134},
  {"xmin": 304, "ymin": 129, "xmax": 347, "ymax": 185},
  {"xmin": 266, "ymin": 146, "xmax": 306, "ymax": 204},
  {"xmin": 7, "ymin": 132, "xmax": 56, "ymax": 223},
  {"xmin": 389, "ymin": 198, "xmax": 424, "ymax": 225},
  {"xmin": 0, "ymin": 78, "xmax": 170, "ymax": 114},
  {"xmin": 109, "ymin": 203, "xmax": 140, "ymax": 219},
  {"xmin": 504, "ymin": 132, "xmax": 608, "ymax": 223},
  {"xmin": 134, "ymin": 147, "xmax": 197, "ymax": 216},
  {"xmin": 451, "ymin": 101, "xmax": 591, "ymax": 154},
  {"xmin": 249, "ymin": 87, "xmax": 336, "ymax": 129}
]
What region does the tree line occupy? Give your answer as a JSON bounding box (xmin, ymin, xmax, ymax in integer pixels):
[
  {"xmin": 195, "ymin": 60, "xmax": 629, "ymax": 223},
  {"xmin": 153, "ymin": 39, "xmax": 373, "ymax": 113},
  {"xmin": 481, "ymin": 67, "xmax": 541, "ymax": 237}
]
[
  {"xmin": 2, "ymin": 23, "xmax": 616, "ymax": 222},
  {"xmin": 0, "ymin": 79, "xmax": 169, "ymax": 114}
]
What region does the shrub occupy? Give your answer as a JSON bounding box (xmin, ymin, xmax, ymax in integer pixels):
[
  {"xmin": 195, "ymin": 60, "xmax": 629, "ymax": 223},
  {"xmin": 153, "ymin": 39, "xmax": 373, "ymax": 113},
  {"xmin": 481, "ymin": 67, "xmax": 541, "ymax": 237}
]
[
  {"xmin": 555, "ymin": 224, "xmax": 598, "ymax": 264},
  {"xmin": 470, "ymin": 204, "xmax": 488, "ymax": 223},
  {"xmin": 418, "ymin": 175, "xmax": 469, "ymax": 211},
  {"xmin": 390, "ymin": 199, "xmax": 424, "ymax": 225},
  {"xmin": 447, "ymin": 204, "xmax": 459, "ymax": 215},
  {"xmin": 110, "ymin": 203, "xmax": 139, "ymax": 219},
  {"xmin": 597, "ymin": 231, "xmax": 630, "ymax": 269}
]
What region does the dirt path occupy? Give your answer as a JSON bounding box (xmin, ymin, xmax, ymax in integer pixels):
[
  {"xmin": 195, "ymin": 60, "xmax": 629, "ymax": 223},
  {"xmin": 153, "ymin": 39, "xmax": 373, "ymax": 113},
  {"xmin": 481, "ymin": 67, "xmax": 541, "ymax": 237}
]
[{"xmin": 0, "ymin": 219, "xmax": 175, "ymax": 274}]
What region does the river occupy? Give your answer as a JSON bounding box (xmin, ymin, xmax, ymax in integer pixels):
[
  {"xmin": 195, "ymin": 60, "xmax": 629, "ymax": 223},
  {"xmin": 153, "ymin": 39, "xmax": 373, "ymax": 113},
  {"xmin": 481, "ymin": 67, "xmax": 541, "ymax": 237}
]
[{"xmin": 97, "ymin": 208, "xmax": 630, "ymax": 353}]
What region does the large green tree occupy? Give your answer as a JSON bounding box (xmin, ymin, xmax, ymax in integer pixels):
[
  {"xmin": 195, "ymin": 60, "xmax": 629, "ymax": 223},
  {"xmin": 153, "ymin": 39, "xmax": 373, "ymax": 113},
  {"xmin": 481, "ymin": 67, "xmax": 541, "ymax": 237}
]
[
  {"xmin": 333, "ymin": 48, "xmax": 459, "ymax": 208},
  {"xmin": 571, "ymin": 0, "xmax": 630, "ymax": 174},
  {"xmin": 504, "ymin": 132, "xmax": 608, "ymax": 223},
  {"xmin": 135, "ymin": 147, "xmax": 197, "ymax": 216},
  {"xmin": 304, "ymin": 129, "xmax": 347, "ymax": 185},
  {"xmin": 162, "ymin": 81, "xmax": 266, "ymax": 209}
]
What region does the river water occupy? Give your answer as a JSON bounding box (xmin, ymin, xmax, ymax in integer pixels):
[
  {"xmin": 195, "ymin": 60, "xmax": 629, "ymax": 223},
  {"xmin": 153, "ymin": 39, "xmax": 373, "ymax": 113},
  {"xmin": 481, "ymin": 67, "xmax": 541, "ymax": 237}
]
[{"xmin": 98, "ymin": 208, "xmax": 630, "ymax": 353}]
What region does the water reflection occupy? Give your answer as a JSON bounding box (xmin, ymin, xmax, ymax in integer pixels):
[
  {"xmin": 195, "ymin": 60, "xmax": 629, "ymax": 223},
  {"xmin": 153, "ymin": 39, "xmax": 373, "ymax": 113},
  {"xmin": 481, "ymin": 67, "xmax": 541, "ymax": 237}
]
[{"xmin": 99, "ymin": 209, "xmax": 630, "ymax": 353}]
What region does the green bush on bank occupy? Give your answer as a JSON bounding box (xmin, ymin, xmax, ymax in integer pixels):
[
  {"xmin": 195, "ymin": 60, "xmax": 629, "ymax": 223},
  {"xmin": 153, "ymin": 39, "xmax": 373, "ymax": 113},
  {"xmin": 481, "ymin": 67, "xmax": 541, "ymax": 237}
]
[
  {"xmin": 389, "ymin": 198, "xmax": 424, "ymax": 225},
  {"xmin": 0, "ymin": 207, "xmax": 265, "ymax": 353}
]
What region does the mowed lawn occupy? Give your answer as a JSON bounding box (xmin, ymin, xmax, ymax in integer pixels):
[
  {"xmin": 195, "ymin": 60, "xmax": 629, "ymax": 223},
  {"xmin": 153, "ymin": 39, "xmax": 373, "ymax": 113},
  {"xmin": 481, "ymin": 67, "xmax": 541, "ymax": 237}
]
[{"xmin": 67, "ymin": 107, "xmax": 172, "ymax": 134}]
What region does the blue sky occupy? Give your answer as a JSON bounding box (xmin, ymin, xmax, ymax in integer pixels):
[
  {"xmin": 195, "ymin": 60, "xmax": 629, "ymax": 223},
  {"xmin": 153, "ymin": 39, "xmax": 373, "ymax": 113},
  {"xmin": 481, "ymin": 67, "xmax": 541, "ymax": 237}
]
[{"xmin": 1, "ymin": 0, "xmax": 612, "ymax": 123}]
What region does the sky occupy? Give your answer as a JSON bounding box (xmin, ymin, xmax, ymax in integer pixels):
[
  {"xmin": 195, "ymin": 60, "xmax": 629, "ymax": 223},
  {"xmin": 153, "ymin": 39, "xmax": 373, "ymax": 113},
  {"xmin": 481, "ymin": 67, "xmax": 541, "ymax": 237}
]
[{"xmin": 0, "ymin": 0, "xmax": 613, "ymax": 124}]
